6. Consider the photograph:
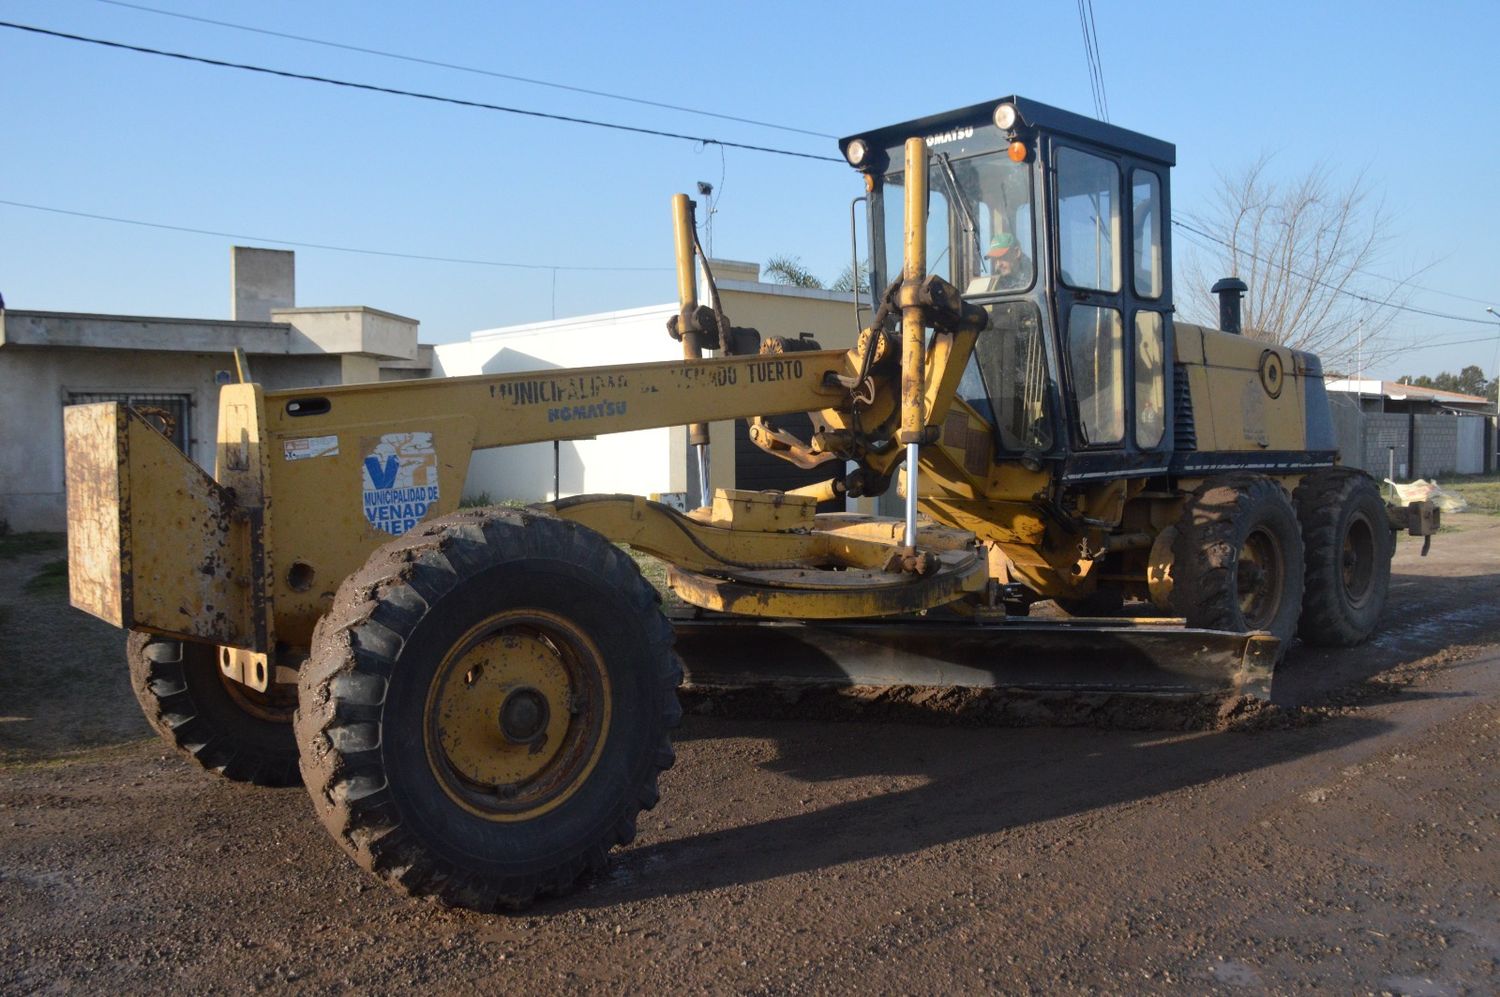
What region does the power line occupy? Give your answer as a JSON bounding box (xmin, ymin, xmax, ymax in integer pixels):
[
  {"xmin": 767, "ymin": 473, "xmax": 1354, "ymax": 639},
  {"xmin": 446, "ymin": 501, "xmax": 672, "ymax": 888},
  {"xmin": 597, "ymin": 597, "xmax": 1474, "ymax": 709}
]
[
  {"xmin": 1075, "ymin": 0, "xmax": 1108, "ymax": 122},
  {"xmin": 88, "ymin": 0, "xmax": 837, "ymax": 141},
  {"xmin": 0, "ymin": 198, "xmax": 673, "ymax": 272},
  {"xmin": 0, "ymin": 21, "xmax": 842, "ymax": 164},
  {"xmin": 1172, "ymin": 219, "xmax": 1496, "ymax": 327},
  {"xmin": 1085, "ymin": 0, "xmax": 1109, "ymax": 121}
]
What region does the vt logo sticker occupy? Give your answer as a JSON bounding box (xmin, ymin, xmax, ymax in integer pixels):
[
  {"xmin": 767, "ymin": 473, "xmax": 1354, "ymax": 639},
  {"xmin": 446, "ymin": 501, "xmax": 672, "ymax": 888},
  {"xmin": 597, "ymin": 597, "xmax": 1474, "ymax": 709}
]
[{"xmin": 363, "ymin": 455, "xmax": 400, "ymax": 490}]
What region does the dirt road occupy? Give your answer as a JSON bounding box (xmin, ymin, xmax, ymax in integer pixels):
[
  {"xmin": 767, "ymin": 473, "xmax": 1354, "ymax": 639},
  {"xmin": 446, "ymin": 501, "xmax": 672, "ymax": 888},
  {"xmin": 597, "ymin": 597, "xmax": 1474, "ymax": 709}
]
[{"xmin": 2, "ymin": 520, "xmax": 1498, "ymax": 993}]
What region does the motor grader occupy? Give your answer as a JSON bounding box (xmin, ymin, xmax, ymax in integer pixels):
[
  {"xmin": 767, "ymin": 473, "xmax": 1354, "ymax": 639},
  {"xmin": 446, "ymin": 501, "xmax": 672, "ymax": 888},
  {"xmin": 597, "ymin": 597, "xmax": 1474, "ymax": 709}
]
[{"xmin": 64, "ymin": 95, "xmax": 1436, "ymax": 911}]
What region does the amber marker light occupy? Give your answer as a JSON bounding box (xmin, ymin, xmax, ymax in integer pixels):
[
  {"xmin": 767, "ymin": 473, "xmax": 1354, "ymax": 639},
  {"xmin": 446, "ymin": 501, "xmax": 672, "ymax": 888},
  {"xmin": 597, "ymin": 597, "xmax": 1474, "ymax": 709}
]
[{"xmin": 1007, "ymin": 140, "xmax": 1029, "ymax": 162}]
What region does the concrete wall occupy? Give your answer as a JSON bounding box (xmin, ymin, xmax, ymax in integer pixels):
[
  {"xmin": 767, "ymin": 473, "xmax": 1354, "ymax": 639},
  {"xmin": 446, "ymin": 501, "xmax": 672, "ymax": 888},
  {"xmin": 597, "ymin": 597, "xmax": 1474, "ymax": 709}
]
[
  {"xmin": 232, "ymin": 247, "xmax": 294, "ymax": 322},
  {"xmin": 1412, "ymin": 415, "xmax": 1458, "ymax": 478},
  {"xmin": 1330, "ymin": 393, "xmax": 1365, "ymax": 471},
  {"xmin": 1329, "ymin": 403, "xmax": 1488, "ymax": 480},
  {"xmin": 435, "ymin": 283, "xmax": 863, "ymax": 505},
  {"xmin": 0, "ymin": 343, "xmax": 341, "ymax": 531}
]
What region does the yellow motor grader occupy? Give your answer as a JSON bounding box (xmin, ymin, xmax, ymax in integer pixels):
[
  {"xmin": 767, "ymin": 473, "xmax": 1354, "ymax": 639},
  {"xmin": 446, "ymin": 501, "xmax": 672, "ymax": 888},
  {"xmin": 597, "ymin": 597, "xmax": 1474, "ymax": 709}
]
[{"xmin": 64, "ymin": 96, "xmax": 1436, "ymax": 910}]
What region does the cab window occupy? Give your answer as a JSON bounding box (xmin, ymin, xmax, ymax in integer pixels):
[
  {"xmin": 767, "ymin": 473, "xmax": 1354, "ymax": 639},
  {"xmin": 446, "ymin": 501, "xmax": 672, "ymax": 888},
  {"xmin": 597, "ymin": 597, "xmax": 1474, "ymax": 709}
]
[
  {"xmin": 1132, "ymin": 170, "xmax": 1163, "ymax": 299},
  {"xmin": 883, "ymin": 180, "xmax": 951, "ymax": 284},
  {"xmin": 1067, "ymin": 305, "xmax": 1124, "ymax": 445},
  {"xmin": 1057, "ymin": 148, "xmax": 1121, "ymax": 292},
  {"xmin": 967, "ymin": 301, "xmax": 1054, "ymax": 452},
  {"xmin": 1134, "ymin": 311, "xmax": 1166, "ymax": 448}
]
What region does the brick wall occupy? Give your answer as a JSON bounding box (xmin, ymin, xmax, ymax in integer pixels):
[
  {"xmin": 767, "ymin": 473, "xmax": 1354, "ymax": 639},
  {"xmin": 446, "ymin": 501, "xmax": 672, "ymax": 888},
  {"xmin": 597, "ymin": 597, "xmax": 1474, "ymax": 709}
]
[
  {"xmin": 1412, "ymin": 415, "xmax": 1459, "ymax": 478},
  {"xmin": 1361, "ymin": 413, "xmax": 1410, "ymax": 478}
]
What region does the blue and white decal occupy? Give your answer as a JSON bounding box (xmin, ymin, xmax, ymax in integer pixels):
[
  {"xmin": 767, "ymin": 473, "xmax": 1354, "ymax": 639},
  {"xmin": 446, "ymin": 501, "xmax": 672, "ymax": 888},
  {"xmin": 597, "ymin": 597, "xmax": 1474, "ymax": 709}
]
[{"xmin": 361, "ymin": 431, "xmax": 439, "ymax": 536}]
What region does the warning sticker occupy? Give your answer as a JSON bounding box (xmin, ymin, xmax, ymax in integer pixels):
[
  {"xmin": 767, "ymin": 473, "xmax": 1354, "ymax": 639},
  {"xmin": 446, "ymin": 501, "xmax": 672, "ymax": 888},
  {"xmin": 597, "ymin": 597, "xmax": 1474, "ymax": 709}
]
[
  {"xmin": 283, "ymin": 435, "xmax": 340, "ymax": 461},
  {"xmin": 361, "ymin": 432, "xmax": 439, "ymax": 536}
]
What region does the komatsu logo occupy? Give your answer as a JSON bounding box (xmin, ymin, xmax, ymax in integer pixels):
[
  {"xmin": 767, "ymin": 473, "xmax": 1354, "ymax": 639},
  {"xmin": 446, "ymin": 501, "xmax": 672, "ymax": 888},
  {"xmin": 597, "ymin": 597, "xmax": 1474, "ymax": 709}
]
[{"xmin": 925, "ymin": 126, "xmax": 974, "ymax": 147}]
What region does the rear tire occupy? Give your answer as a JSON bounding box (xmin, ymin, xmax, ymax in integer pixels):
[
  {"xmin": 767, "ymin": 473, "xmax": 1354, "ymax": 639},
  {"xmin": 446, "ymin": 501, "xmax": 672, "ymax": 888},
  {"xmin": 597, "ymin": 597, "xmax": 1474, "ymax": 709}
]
[
  {"xmin": 1170, "ymin": 475, "xmax": 1305, "ymax": 649},
  {"xmin": 127, "ymin": 632, "xmax": 301, "ymax": 786},
  {"xmin": 1294, "ymin": 469, "xmax": 1393, "ymax": 646},
  {"xmin": 295, "ymin": 507, "xmax": 682, "ymax": 911}
]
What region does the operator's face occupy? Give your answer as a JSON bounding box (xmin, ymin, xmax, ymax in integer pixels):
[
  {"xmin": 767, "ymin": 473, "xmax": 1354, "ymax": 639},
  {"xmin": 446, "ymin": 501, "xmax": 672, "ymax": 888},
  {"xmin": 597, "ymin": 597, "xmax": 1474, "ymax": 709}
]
[{"xmin": 989, "ymin": 249, "xmax": 1018, "ymax": 276}]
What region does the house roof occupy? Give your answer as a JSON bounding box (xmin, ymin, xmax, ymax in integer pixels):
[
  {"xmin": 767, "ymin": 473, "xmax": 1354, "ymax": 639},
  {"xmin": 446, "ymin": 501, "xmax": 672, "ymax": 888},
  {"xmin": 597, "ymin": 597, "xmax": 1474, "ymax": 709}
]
[{"xmin": 1327, "ymin": 378, "xmax": 1490, "ymax": 406}]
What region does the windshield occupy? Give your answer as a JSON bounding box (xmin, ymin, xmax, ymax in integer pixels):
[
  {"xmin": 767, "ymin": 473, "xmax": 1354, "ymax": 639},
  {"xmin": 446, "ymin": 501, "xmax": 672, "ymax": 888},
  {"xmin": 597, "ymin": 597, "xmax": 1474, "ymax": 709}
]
[
  {"xmin": 881, "ymin": 150, "xmax": 1036, "ymax": 297},
  {"xmin": 959, "ymin": 301, "xmax": 1056, "ymax": 455}
]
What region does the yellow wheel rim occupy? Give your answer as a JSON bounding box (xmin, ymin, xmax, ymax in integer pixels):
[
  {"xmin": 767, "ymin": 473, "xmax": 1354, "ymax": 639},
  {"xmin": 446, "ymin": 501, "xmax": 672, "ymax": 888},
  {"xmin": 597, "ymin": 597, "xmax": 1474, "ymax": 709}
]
[{"xmin": 423, "ymin": 609, "xmax": 611, "ymax": 822}]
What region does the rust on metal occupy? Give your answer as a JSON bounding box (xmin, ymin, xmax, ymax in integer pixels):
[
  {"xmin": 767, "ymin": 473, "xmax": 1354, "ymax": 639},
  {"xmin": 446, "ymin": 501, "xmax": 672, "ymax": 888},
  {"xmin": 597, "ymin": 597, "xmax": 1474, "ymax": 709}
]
[{"xmin": 64, "ymin": 402, "xmax": 252, "ymax": 647}]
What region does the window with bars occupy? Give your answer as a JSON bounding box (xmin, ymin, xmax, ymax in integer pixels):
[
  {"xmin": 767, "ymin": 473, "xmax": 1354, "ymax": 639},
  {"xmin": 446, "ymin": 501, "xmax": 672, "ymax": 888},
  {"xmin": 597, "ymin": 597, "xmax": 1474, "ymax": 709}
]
[{"xmin": 67, "ymin": 392, "xmax": 192, "ymax": 453}]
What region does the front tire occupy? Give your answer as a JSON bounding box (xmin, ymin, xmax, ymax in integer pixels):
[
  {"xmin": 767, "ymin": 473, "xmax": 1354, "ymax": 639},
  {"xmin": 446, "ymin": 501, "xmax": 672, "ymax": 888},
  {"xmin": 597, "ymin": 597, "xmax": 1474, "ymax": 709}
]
[
  {"xmin": 127, "ymin": 632, "xmax": 301, "ymax": 786},
  {"xmin": 1170, "ymin": 475, "xmax": 1305, "ymax": 648},
  {"xmin": 295, "ymin": 508, "xmax": 681, "ymax": 911},
  {"xmin": 1294, "ymin": 469, "xmax": 1393, "ymax": 646}
]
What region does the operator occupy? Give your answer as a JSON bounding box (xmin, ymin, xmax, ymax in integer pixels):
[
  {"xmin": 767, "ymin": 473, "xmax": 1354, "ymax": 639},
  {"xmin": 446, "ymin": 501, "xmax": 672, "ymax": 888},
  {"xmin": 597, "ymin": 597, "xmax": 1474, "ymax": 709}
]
[{"xmin": 967, "ymin": 233, "xmax": 1034, "ymax": 294}]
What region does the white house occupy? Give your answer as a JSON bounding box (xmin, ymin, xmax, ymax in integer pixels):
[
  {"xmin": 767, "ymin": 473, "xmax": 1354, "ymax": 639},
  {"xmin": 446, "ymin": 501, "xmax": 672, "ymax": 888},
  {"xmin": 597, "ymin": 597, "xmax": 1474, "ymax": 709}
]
[{"xmin": 433, "ymin": 260, "xmax": 878, "ymax": 510}]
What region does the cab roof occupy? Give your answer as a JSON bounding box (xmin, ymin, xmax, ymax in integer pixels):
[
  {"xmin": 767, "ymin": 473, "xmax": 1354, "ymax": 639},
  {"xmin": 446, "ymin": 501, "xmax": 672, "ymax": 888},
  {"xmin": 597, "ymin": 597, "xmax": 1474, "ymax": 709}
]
[{"xmin": 839, "ymin": 95, "xmax": 1176, "ymax": 168}]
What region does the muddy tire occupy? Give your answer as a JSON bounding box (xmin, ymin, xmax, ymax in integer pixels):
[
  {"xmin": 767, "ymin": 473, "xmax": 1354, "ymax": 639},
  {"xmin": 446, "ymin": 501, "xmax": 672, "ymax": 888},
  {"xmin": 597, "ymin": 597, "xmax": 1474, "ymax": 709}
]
[
  {"xmin": 1170, "ymin": 475, "xmax": 1305, "ymax": 648},
  {"xmin": 295, "ymin": 508, "xmax": 682, "ymax": 912},
  {"xmin": 127, "ymin": 632, "xmax": 301, "ymax": 786},
  {"xmin": 1294, "ymin": 469, "xmax": 1393, "ymax": 646}
]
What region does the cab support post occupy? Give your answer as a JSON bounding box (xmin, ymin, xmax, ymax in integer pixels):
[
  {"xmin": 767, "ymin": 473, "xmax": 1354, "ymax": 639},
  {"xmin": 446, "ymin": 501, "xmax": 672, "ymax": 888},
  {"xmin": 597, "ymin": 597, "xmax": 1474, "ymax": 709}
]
[{"xmin": 898, "ymin": 137, "xmax": 929, "ymax": 553}]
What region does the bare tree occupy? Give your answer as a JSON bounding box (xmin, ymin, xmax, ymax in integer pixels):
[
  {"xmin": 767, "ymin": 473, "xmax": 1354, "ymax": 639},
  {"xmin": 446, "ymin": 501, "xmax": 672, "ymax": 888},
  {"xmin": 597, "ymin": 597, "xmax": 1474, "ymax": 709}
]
[{"xmin": 1178, "ymin": 157, "xmax": 1418, "ymax": 375}]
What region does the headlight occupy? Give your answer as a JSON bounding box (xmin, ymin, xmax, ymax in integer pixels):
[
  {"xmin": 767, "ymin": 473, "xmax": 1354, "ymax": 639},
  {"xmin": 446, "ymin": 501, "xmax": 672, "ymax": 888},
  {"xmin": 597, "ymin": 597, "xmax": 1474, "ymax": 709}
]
[
  {"xmin": 992, "ymin": 102, "xmax": 1018, "ymax": 130},
  {"xmin": 844, "ymin": 138, "xmax": 868, "ymax": 167}
]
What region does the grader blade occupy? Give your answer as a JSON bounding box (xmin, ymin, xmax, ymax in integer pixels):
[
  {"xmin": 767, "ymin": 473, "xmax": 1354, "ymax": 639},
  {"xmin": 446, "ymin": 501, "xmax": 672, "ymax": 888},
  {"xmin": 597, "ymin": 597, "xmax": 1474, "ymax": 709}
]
[{"xmin": 671, "ymin": 617, "xmax": 1278, "ymax": 700}]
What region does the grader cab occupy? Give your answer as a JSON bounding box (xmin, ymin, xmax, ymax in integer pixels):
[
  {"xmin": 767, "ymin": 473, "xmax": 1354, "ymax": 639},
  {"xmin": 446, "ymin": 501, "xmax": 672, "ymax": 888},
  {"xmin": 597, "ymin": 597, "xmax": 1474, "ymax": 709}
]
[{"xmin": 64, "ymin": 96, "xmax": 1437, "ymax": 911}]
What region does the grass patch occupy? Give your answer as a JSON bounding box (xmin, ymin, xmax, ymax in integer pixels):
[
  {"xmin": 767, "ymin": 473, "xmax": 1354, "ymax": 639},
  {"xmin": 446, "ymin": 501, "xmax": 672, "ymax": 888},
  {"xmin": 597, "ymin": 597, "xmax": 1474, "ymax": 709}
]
[
  {"xmin": 459, "ymin": 492, "xmax": 531, "ymax": 510},
  {"xmin": 1437, "ymin": 474, "xmax": 1500, "ymax": 515},
  {"xmin": 0, "ymin": 532, "xmax": 65, "ymax": 559},
  {"xmin": 624, "ymin": 547, "xmax": 681, "ymax": 607},
  {"xmin": 24, "ymin": 559, "xmax": 69, "ymax": 596}
]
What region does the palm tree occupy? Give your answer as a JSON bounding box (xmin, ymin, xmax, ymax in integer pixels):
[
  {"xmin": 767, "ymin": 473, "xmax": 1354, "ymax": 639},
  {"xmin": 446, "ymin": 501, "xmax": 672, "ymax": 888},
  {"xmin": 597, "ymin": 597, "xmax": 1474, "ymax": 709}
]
[{"xmin": 762, "ymin": 255, "xmax": 824, "ymax": 289}]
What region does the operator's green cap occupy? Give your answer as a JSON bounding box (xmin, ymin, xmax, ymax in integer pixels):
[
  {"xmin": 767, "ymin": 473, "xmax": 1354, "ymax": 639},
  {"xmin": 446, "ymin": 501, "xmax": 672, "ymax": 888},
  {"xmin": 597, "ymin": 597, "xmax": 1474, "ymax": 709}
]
[{"xmin": 986, "ymin": 233, "xmax": 1018, "ymax": 257}]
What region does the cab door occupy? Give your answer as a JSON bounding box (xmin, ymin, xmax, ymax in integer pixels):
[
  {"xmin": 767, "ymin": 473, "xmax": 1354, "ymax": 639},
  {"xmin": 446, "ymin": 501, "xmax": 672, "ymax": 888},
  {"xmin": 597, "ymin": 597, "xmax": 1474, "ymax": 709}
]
[{"xmin": 1050, "ymin": 142, "xmax": 1173, "ymax": 480}]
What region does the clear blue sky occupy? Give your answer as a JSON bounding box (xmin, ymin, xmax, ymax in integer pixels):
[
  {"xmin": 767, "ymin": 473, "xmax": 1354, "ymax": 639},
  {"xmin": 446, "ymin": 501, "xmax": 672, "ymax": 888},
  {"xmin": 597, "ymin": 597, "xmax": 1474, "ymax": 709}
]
[{"xmin": 3, "ymin": 0, "xmax": 1498, "ymax": 382}]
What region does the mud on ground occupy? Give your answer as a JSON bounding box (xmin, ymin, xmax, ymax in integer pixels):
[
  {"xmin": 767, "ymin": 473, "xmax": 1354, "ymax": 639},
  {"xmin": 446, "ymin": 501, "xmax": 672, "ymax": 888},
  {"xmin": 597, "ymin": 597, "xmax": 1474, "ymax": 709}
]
[{"xmin": 2, "ymin": 518, "xmax": 1499, "ymax": 993}]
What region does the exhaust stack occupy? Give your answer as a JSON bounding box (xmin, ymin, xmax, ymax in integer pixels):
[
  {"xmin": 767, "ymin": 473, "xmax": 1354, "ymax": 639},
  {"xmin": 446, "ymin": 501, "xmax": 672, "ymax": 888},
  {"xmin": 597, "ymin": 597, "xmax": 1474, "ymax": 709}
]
[{"xmin": 1212, "ymin": 277, "xmax": 1249, "ymax": 335}]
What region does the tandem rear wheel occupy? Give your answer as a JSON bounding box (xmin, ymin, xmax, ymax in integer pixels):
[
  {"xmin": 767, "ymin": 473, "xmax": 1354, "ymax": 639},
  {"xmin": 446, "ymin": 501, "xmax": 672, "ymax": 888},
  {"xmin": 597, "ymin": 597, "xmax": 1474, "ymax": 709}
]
[
  {"xmin": 1170, "ymin": 475, "xmax": 1306, "ymax": 651},
  {"xmin": 294, "ymin": 507, "xmax": 682, "ymax": 911},
  {"xmin": 1294, "ymin": 469, "xmax": 1393, "ymax": 646},
  {"xmin": 126, "ymin": 631, "xmax": 302, "ymax": 787}
]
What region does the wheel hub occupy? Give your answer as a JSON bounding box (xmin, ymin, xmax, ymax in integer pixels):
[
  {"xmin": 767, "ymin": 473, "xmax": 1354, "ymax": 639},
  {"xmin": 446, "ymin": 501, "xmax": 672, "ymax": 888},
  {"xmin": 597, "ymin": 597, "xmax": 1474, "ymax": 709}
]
[
  {"xmin": 424, "ymin": 611, "xmax": 611, "ymax": 819},
  {"xmin": 499, "ymin": 687, "xmax": 550, "ymax": 745},
  {"xmin": 1236, "ymin": 527, "xmax": 1285, "ymax": 630}
]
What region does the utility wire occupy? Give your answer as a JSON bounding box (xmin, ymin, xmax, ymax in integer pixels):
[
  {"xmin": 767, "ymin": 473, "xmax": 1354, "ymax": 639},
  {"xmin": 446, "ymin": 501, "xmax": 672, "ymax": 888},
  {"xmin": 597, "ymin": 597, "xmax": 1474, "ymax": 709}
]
[
  {"xmin": 88, "ymin": 0, "xmax": 838, "ymax": 140},
  {"xmin": 1172, "ymin": 219, "xmax": 1496, "ymax": 327},
  {"xmin": 1075, "ymin": 0, "xmax": 1107, "ymax": 122},
  {"xmin": 1085, "ymin": 0, "xmax": 1109, "ymax": 121},
  {"xmin": 0, "ymin": 21, "xmax": 842, "ymax": 164},
  {"xmin": 0, "ymin": 198, "xmax": 673, "ymax": 271}
]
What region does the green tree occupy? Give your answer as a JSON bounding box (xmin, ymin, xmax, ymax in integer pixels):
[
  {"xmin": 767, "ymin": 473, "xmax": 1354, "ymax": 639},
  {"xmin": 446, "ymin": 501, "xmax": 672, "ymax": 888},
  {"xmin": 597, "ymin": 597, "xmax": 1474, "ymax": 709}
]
[
  {"xmin": 764, "ymin": 256, "xmax": 869, "ymax": 295},
  {"xmin": 830, "ymin": 262, "xmax": 870, "ymax": 295},
  {"xmin": 1455, "ymin": 364, "xmax": 1488, "ymax": 397},
  {"xmin": 762, "ymin": 255, "xmax": 824, "ymax": 289},
  {"xmin": 1398, "ymin": 367, "xmax": 1494, "ymax": 400}
]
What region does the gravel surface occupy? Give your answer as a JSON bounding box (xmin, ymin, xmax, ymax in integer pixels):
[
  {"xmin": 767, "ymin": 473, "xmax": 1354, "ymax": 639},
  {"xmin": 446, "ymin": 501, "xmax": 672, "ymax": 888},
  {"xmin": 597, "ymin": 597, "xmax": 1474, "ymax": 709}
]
[{"xmin": 2, "ymin": 518, "xmax": 1498, "ymax": 993}]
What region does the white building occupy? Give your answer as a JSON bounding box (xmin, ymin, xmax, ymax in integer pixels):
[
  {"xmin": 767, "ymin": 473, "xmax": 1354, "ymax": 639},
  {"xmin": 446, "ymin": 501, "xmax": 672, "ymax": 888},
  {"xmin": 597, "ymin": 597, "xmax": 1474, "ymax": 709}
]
[{"xmin": 433, "ymin": 260, "xmax": 875, "ymax": 509}]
